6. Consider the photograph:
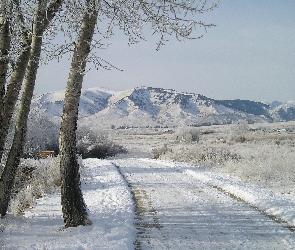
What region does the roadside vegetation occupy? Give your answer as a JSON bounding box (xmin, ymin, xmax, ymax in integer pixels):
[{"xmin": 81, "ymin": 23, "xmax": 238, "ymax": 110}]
[
  {"xmin": 151, "ymin": 121, "xmax": 295, "ymax": 196},
  {"xmin": 6, "ymin": 157, "xmax": 61, "ymax": 216}
]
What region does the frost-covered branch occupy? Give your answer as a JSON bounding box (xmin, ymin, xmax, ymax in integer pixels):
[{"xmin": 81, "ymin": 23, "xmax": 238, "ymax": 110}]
[{"xmin": 41, "ymin": 0, "xmax": 218, "ymax": 66}]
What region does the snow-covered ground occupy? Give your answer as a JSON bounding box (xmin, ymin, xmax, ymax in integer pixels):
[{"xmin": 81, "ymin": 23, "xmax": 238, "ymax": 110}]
[
  {"xmin": 1, "ymin": 158, "xmax": 295, "ymax": 249},
  {"xmin": 0, "ymin": 160, "xmax": 135, "ymax": 250}
]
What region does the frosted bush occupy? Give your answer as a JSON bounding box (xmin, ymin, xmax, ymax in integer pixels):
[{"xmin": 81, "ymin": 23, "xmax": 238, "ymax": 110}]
[
  {"xmin": 221, "ymin": 142, "xmax": 295, "ymax": 189},
  {"xmin": 230, "ymin": 120, "xmax": 249, "ymax": 143},
  {"xmin": 30, "ymin": 180, "xmax": 44, "ymax": 199},
  {"xmin": 198, "ymin": 147, "xmax": 240, "ymax": 164},
  {"xmin": 10, "ymin": 185, "xmax": 34, "ymax": 216},
  {"xmin": 175, "ymin": 127, "xmax": 200, "ymax": 143},
  {"xmin": 34, "ymin": 157, "xmax": 61, "ymax": 193},
  {"xmin": 77, "ymin": 126, "xmax": 127, "ymax": 158},
  {"xmin": 25, "ymin": 113, "xmax": 59, "ymax": 157},
  {"xmin": 9, "ymin": 157, "xmax": 61, "ymax": 215},
  {"xmin": 152, "ymin": 145, "xmax": 171, "ymax": 159},
  {"xmin": 159, "ymin": 145, "xmax": 240, "ymax": 166}
]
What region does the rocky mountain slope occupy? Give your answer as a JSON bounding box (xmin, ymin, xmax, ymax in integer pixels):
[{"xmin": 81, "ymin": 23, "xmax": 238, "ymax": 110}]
[{"xmin": 30, "ymin": 86, "xmax": 294, "ymax": 128}]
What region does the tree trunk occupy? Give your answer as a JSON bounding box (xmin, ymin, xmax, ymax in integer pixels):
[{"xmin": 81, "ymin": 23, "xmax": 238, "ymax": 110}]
[
  {"xmin": 0, "ymin": 2, "xmax": 10, "ymax": 91},
  {"xmin": 0, "ymin": 0, "xmax": 64, "ymax": 217},
  {"xmin": 0, "ymin": 0, "xmax": 32, "ymax": 160},
  {"xmin": 60, "ymin": 0, "xmax": 98, "ymax": 228},
  {"xmin": 0, "ymin": 15, "xmax": 10, "ymax": 93},
  {"xmin": 0, "ymin": 0, "xmax": 45, "ymax": 217},
  {"xmin": 0, "ymin": 38, "xmax": 43, "ymax": 217},
  {"xmin": 0, "ymin": 46, "xmax": 31, "ymax": 160},
  {"xmin": 0, "ymin": 4, "xmax": 11, "ymax": 159}
]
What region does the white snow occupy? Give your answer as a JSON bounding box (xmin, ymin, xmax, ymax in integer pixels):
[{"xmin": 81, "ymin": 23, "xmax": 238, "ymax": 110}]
[
  {"xmin": 1, "ymin": 158, "xmax": 295, "ymax": 249},
  {"xmin": 183, "ymin": 168, "xmax": 295, "ymax": 228},
  {"xmin": 1, "ymin": 160, "xmax": 135, "ymax": 250},
  {"xmin": 31, "ymin": 87, "xmax": 281, "ymax": 129}
]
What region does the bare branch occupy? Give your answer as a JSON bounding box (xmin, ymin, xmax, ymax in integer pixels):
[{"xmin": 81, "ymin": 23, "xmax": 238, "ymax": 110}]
[{"xmin": 41, "ymin": 0, "xmax": 218, "ymax": 66}]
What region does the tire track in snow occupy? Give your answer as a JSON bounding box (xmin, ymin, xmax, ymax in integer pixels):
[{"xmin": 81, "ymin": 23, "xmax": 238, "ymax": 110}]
[
  {"xmin": 181, "ymin": 167, "xmax": 295, "ymax": 234},
  {"xmin": 211, "ymin": 185, "xmax": 295, "ymax": 233},
  {"xmin": 113, "ymin": 163, "xmax": 162, "ymax": 250},
  {"xmin": 142, "ymin": 159, "xmax": 295, "ymax": 233}
]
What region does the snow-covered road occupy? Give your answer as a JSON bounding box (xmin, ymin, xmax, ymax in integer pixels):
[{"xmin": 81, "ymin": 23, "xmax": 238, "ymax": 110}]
[
  {"xmin": 113, "ymin": 158, "xmax": 295, "ymax": 249},
  {"xmin": 1, "ymin": 158, "xmax": 295, "ymax": 249}
]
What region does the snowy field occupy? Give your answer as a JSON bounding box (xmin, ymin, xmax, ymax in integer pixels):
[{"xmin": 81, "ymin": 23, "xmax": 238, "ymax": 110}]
[{"xmin": 1, "ymin": 121, "xmax": 295, "ymax": 249}]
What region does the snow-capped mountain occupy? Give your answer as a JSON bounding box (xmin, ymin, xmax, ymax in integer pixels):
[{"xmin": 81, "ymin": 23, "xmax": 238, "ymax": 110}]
[
  {"xmin": 31, "ymin": 87, "xmax": 115, "ymax": 123},
  {"xmin": 30, "ymin": 86, "xmax": 293, "ymax": 128},
  {"xmin": 270, "ymin": 101, "xmax": 295, "ymax": 121}
]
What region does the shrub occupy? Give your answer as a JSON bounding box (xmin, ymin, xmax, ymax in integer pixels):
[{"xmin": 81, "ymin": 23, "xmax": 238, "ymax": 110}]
[
  {"xmin": 76, "ymin": 127, "xmax": 127, "ymax": 159},
  {"xmin": 201, "ymin": 129, "xmax": 215, "ymax": 135},
  {"xmin": 9, "ymin": 157, "xmax": 61, "ymax": 216},
  {"xmin": 25, "ymin": 113, "xmax": 59, "ymax": 157},
  {"xmin": 9, "ymin": 185, "xmax": 34, "ymax": 216},
  {"xmin": 230, "ymin": 120, "xmax": 249, "ymax": 143},
  {"xmin": 152, "ymin": 145, "xmax": 171, "ymax": 159},
  {"xmin": 153, "ymin": 143, "xmax": 240, "ymax": 166},
  {"xmin": 175, "ymin": 127, "xmax": 200, "ymax": 143},
  {"xmin": 197, "ymin": 147, "xmax": 241, "ymax": 164}
]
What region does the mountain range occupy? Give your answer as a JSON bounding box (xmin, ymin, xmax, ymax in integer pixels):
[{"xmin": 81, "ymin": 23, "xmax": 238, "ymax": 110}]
[{"xmin": 31, "ymin": 86, "xmax": 295, "ymax": 128}]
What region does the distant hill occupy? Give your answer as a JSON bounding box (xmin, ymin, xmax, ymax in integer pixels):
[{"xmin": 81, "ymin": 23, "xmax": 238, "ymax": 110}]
[
  {"xmin": 30, "ymin": 86, "xmax": 294, "ymax": 128},
  {"xmin": 269, "ymin": 101, "xmax": 295, "ymax": 122}
]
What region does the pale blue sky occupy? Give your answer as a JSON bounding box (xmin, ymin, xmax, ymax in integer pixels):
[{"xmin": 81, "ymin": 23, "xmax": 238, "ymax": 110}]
[{"xmin": 36, "ymin": 1, "xmax": 295, "ymax": 102}]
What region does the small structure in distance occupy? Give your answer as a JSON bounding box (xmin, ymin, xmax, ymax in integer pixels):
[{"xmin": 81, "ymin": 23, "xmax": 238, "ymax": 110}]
[{"xmin": 35, "ymin": 151, "xmax": 55, "ymax": 159}]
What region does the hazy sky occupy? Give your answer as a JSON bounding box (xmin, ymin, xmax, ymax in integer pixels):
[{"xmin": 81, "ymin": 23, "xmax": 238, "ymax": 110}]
[{"xmin": 36, "ymin": 1, "xmax": 295, "ymax": 102}]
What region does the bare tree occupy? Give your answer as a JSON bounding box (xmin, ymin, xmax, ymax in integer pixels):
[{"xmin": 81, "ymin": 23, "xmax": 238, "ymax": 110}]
[
  {"xmin": 59, "ymin": 0, "xmax": 218, "ymax": 227},
  {"xmin": 59, "ymin": 0, "xmax": 98, "ymax": 228},
  {"xmin": 0, "ymin": 0, "xmax": 64, "ymax": 217}
]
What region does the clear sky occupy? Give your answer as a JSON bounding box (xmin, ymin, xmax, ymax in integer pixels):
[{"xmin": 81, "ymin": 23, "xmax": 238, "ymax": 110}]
[{"xmin": 35, "ymin": 1, "xmax": 295, "ymax": 102}]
